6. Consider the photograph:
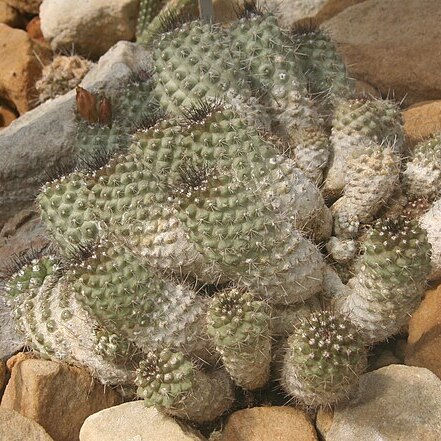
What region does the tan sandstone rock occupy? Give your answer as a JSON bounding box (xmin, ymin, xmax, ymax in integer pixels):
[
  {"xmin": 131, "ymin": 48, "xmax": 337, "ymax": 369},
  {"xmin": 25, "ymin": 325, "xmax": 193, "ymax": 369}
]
[
  {"xmin": 0, "ymin": 1, "xmax": 26, "ymax": 27},
  {"xmin": 1, "ymin": 359, "xmax": 122, "ymax": 441},
  {"xmin": 220, "ymin": 406, "xmax": 318, "ymax": 441},
  {"xmin": 5, "ymin": 0, "xmax": 42, "ymax": 14},
  {"xmin": 323, "ymin": 0, "xmax": 441, "ymax": 106},
  {"xmin": 406, "ymin": 286, "xmax": 441, "ymax": 379},
  {"xmin": 0, "ymin": 408, "xmax": 54, "ymax": 441},
  {"xmin": 0, "ymin": 24, "xmax": 50, "ymax": 114},
  {"xmin": 79, "ymin": 401, "xmax": 206, "ymax": 441},
  {"xmin": 0, "ymin": 103, "xmax": 17, "ymax": 127},
  {"xmin": 403, "ymin": 100, "xmax": 441, "ymax": 147}
]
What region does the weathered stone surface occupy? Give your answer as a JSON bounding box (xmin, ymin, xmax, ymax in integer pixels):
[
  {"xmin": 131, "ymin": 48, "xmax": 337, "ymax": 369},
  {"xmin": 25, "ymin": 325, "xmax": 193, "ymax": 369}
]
[
  {"xmin": 0, "ymin": 40, "xmax": 152, "ymax": 229},
  {"xmin": 0, "ymin": 1, "xmax": 26, "ymax": 27},
  {"xmin": 406, "ymin": 286, "xmax": 441, "ymax": 379},
  {"xmin": 0, "ymin": 103, "xmax": 17, "ymax": 127},
  {"xmin": 220, "ymin": 406, "xmax": 318, "ymax": 441},
  {"xmin": 0, "ymin": 359, "xmax": 6, "ymax": 390},
  {"xmin": 321, "ymin": 365, "xmax": 441, "ymax": 440},
  {"xmin": 403, "ymin": 100, "xmax": 441, "ymax": 147},
  {"xmin": 79, "ymin": 401, "xmax": 206, "ymax": 441},
  {"xmin": 0, "ymin": 408, "xmax": 54, "ymax": 441},
  {"xmin": 5, "ymin": 0, "xmax": 42, "ymax": 14},
  {"xmin": 315, "ymin": 408, "xmax": 334, "ymax": 440},
  {"xmin": 1, "ymin": 358, "xmax": 122, "ymax": 441},
  {"xmin": 323, "ymin": 0, "xmax": 441, "ymax": 106},
  {"xmin": 0, "ymin": 24, "xmax": 51, "ymax": 114},
  {"xmin": 260, "ymin": 0, "xmax": 367, "ymax": 27},
  {"xmin": 40, "ymin": 0, "xmax": 138, "ymax": 59}
]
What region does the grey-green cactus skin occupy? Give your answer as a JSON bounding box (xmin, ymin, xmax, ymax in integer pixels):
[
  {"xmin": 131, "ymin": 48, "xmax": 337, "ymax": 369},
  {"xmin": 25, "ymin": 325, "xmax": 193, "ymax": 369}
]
[
  {"xmin": 281, "ymin": 311, "xmax": 367, "ymax": 407},
  {"xmin": 333, "ymin": 218, "xmax": 432, "ymax": 343},
  {"xmin": 135, "ymin": 349, "xmax": 235, "ymax": 423},
  {"xmin": 207, "ymin": 289, "xmax": 271, "ymax": 390},
  {"xmin": 403, "ymin": 134, "xmax": 441, "ymax": 201},
  {"xmin": 3, "ymin": 9, "xmax": 435, "ymax": 418}
]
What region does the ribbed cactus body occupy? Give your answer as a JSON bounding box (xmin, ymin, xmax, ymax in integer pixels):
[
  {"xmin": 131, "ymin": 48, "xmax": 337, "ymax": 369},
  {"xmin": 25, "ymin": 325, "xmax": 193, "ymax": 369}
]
[
  {"xmin": 152, "ymin": 20, "xmax": 271, "ymax": 129},
  {"xmin": 229, "ymin": 13, "xmax": 319, "ymax": 138},
  {"xmin": 331, "ymin": 145, "xmax": 400, "ymax": 238},
  {"xmin": 403, "ymin": 134, "xmax": 441, "ymax": 200},
  {"xmin": 281, "ymin": 311, "xmax": 367, "ymax": 406},
  {"xmin": 70, "ymin": 242, "xmax": 205, "ymax": 353},
  {"xmin": 6, "ymin": 257, "xmax": 132, "ymax": 385},
  {"xmin": 291, "ymin": 27, "xmax": 354, "ymax": 112},
  {"xmin": 290, "ymin": 127, "xmax": 331, "ymax": 185},
  {"xmin": 207, "ymin": 289, "xmax": 271, "ymax": 390},
  {"xmin": 324, "ymin": 98, "xmax": 403, "ymax": 196},
  {"xmin": 136, "ymin": 349, "xmax": 234, "ymax": 422},
  {"xmin": 175, "ymin": 170, "xmax": 326, "ymax": 304},
  {"xmin": 334, "ymin": 218, "xmax": 432, "ymax": 343},
  {"xmin": 38, "ymin": 173, "xmax": 100, "ymax": 254}
]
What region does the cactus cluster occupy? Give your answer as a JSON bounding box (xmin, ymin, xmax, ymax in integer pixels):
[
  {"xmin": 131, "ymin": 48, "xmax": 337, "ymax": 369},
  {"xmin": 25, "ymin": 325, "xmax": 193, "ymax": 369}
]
[{"xmin": 3, "ymin": 4, "xmax": 435, "ymax": 425}]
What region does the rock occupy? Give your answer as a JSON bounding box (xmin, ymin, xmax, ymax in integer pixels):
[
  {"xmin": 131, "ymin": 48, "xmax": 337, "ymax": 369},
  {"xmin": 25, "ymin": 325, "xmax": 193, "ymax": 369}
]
[
  {"xmin": 1, "ymin": 358, "xmax": 122, "ymax": 441},
  {"xmin": 259, "ymin": 0, "xmax": 367, "ymax": 28},
  {"xmin": 0, "ymin": 408, "xmax": 54, "ymax": 441},
  {"xmin": 0, "ymin": 359, "xmax": 6, "ymax": 390},
  {"xmin": 79, "ymin": 401, "xmax": 206, "ymax": 441},
  {"xmin": 0, "ymin": 1, "xmax": 26, "ymax": 27},
  {"xmin": 0, "ymin": 40, "xmax": 152, "ymax": 229},
  {"xmin": 5, "ymin": 0, "xmax": 42, "ymax": 14},
  {"xmin": 315, "ymin": 408, "xmax": 334, "ymax": 440},
  {"xmin": 40, "ymin": 0, "xmax": 138, "ymax": 59},
  {"xmin": 369, "ymin": 349, "xmax": 401, "ymax": 371},
  {"xmin": 0, "ymin": 24, "xmax": 51, "ymax": 114},
  {"xmin": 406, "ymin": 285, "xmax": 441, "ymax": 379},
  {"xmin": 219, "ymin": 406, "xmax": 318, "ymax": 441},
  {"xmin": 0, "ymin": 103, "xmax": 17, "ymax": 127},
  {"xmin": 321, "ymin": 364, "xmax": 441, "ymax": 440},
  {"xmin": 403, "ymin": 100, "xmax": 441, "ymax": 147},
  {"xmin": 323, "ymin": 0, "xmax": 441, "ymax": 106},
  {"xmin": 6, "ymin": 351, "xmax": 35, "ymax": 370}
]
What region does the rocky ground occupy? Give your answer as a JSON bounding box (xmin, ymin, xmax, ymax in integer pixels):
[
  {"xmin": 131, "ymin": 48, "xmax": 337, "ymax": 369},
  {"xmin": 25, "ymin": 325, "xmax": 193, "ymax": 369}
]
[{"xmin": 1, "ymin": 0, "xmax": 441, "ymax": 440}]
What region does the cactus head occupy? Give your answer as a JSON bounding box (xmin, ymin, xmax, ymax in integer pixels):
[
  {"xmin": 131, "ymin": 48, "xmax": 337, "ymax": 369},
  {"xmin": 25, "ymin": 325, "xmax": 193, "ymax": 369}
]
[
  {"xmin": 281, "ymin": 311, "xmax": 367, "ymax": 407},
  {"xmin": 136, "ymin": 349, "xmax": 194, "ymax": 408}
]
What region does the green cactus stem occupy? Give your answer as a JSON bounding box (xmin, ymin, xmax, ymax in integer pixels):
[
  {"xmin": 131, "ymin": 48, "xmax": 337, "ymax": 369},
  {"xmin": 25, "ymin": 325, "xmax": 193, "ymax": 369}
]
[
  {"xmin": 333, "ymin": 218, "xmax": 432, "ymax": 343},
  {"xmin": 281, "ymin": 311, "xmax": 367, "ymax": 407},
  {"xmin": 135, "ymin": 348, "xmax": 235, "ymax": 422},
  {"xmin": 207, "ymin": 288, "xmax": 271, "ymax": 390}
]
